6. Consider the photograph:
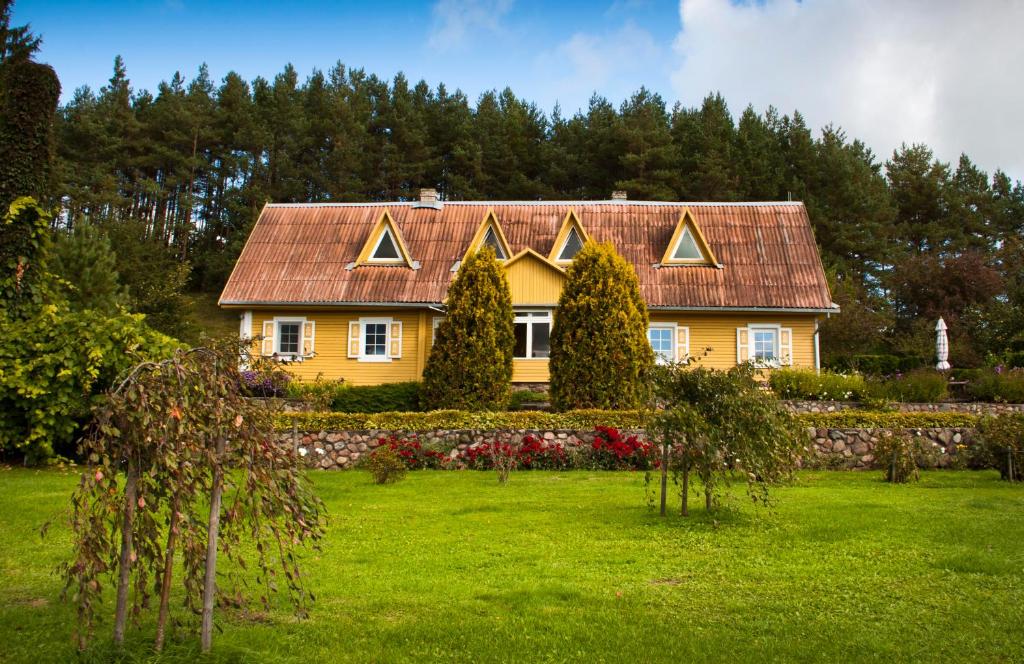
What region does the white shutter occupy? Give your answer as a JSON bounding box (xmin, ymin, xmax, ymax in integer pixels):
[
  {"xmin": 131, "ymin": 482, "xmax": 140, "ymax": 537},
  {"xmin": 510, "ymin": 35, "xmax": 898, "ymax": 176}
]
[
  {"xmin": 302, "ymin": 320, "xmax": 316, "ymax": 357},
  {"xmin": 780, "ymin": 327, "xmax": 793, "ymax": 366},
  {"xmin": 347, "ymin": 321, "xmax": 361, "ymax": 358},
  {"xmin": 676, "ymin": 326, "xmax": 690, "ymax": 362},
  {"xmin": 261, "ymin": 321, "xmax": 275, "ymax": 356},
  {"xmin": 389, "ymin": 321, "xmax": 403, "ymax": 359},
  {"xmin": 736, "ymin": 327, "xmax": 750, "ymax": 364}
]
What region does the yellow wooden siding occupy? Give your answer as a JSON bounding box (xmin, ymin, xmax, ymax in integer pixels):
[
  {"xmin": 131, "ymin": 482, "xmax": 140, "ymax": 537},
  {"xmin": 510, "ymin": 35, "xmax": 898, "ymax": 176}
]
[
  {"xmin": 250, "ymin": 310, "xmax": 423, "ymax": 386},
  {"xmin": 504, "ymin": 256, "xmax": 565, "ymax": 306},
  {"xmin": 648, "ymin": 312, "xmax": 818, "ymax": 370},
  {"xmin": 247, "ymin": 308, "xmax": 819, "ymax": 386}
]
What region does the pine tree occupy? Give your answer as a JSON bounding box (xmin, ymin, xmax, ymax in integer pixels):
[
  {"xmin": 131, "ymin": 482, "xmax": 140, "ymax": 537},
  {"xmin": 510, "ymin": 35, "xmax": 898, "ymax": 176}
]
[
  {"xmin": 549, "ymin": 242, "xmax": 654, "ymax": 411},
  {"xmin": 422, "ymin": 246, "xmax": 514, "ymax": 410},
  {"xmin": 616, "ymin": 88, "xmax": 678, "ymax": 200},
  {"xmin": 50, "ymin": 223, "xmax": 128, "ymax": 313}
]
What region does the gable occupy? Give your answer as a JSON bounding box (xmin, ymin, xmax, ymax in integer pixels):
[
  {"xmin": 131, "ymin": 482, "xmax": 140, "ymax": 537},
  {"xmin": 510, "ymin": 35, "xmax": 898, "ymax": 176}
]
[
  {"xmin": 660, "ymin": 207, "xmax": 719, "ymax": 266},
  {"xmin": 355, "ymin": 209, "xmax": 415, "ymax": 268},
  {"xmin": 503, "ymin": 249, "xmax": 565, "ymax": 306},
  {"xmin": 463, "ymin": 209, "xmax": 512, "ymax": 262},
  {"xmin": 549, "ymin": 209, "xmax": 591, "ymax": 264}
]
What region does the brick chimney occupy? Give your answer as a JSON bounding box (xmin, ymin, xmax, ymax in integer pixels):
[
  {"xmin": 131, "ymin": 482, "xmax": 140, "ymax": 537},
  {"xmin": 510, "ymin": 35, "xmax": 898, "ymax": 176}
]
[
  {"xmin": 611, "ymin": 190, "xmax": 628, "ymax": 200},
  {"xmin": 412, "ymin": 187, "xmax": 442, "ymax": 210}
]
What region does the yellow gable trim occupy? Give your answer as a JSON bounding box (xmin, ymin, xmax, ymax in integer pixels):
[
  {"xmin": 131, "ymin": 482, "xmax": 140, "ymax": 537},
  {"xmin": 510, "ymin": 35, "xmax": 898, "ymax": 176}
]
[
  {"xmin": 503, "ymin": 248, "xmax": 566, "ymax": 306},
  {"xmin": 548, "ymin": 208, "xmax": 591, "ymax": 264},
  {"xmin": 504, "ymin": 247, "xmax": 566, "ymax": 275},
  {"xmin": 660, "ymin": 207, "xmax": 719, "ymax": 266},
  {"xmin": 356, "ymin": 209, "xmax": 415, "ymax": 268},
  {"xmin": 462, "ymin": 209, "xmax": 513, "ymax": 263}
]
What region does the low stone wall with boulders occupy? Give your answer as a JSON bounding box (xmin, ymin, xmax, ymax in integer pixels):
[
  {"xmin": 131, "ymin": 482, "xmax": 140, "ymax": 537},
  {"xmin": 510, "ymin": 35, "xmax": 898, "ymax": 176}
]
[
  {"xmin": 278, "ymin": 425, "xmax": 973, "ymax": 471},
  {"xmin": 781, "ymin": 400, "xmax": 1024, "ymax": 416}
]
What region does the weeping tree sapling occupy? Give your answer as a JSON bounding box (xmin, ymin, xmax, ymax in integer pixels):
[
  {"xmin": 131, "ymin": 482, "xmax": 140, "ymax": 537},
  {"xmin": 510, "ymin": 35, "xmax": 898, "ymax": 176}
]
[
  {"xmin": 61, "ymin": 341, "xmax": 326, "ymax": 653},
  {"xmin": 648, "ymin": 363, "xmax": 803, "ymax": 516}
]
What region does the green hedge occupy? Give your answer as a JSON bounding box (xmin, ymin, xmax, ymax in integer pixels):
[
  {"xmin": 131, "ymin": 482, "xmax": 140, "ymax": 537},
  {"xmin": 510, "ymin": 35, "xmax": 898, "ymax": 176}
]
[
  {"xmin": 330, "ymin": 381, "xmax": 423, "ymax": 413},
  {"xmin": 276, "ymin": 409, "xmax": 647, "ymax": 432},
  {"xmin": 796, "ymin": 412, "xmax": 978, "ymax": 429}
]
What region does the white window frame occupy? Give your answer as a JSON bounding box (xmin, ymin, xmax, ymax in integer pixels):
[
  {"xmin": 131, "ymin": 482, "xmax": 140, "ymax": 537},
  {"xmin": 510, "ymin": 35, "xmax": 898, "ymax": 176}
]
[
  {"xmin": 359, "ymin": 316, "xmax": 393, "ymax": 362},
  {"xmin": 647, "ymin": 323, "xmax": 677, "ymax": 365},
  {"xmin": 481, "ymin": 226, "xmax": 508, "ymax": 260},
  {"xmin": 432, "ymin": 316, "xmax": 444, "ymax": 344},
  {"xmin": 273, "ymin": 316, "xmax": 306, "ymax": 359},
  {"xmin": 747, "ymin": 324, "xmax": 781, "ymax": 368},
  {"xmin": 513, "ymin": 310, "xmax": 553, "ymax": 360},
  {"xmin": 555, "ymin": 227, "xmax": 584, "ymax": 263},
  {"xmin": 366, "ymin": 227, "xmax": 403, "ymax": 264}
]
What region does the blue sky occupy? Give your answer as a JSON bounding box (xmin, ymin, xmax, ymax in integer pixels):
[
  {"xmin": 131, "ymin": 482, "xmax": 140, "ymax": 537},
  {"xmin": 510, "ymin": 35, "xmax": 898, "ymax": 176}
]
[{"xmin": 13, "ymin": 0, "xmax": 1024, "ymax": 179}]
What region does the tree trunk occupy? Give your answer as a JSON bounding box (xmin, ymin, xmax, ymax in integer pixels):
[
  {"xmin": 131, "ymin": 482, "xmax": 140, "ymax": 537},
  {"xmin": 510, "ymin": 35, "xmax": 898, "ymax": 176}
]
[
  {"xmin": 659, "ymin": 443, "xmax": 669, "ymax": 517},
  {"xmin": 113, "ymin": 458, "xmax": 138, "ymax": 646},
  {"xmin": 680, "ymin": 457, "xmax": 689, "ymax": 517},
  {"xmin": 201, "ymin": 437, "xmax": 227, "ymax": 653},
  {"xmin": 154, "ymin": 496, "xmax": 181, "ymax": 652},
  {"xmin": 705, "ymin": 484, "xmax": 713, "ymax": 512}
]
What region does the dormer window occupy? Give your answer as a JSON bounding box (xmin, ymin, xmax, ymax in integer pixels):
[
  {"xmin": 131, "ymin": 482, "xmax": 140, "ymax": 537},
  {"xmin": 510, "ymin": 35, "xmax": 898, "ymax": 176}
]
[
  {"xmin": 355, "ymin": 209, "xmax": 415, "ymax": 268},
  {"xmin": 482, "ymin": 226, "xmax": 508, "ymax": 259},
  {"xmin": 464, "ymin": 210, "xmax": 513, "ymax": 263},
  {"xmin": 661, "ymin": 207, "xmax": 718, "ymax": 267},
  {"xmin": 550, "ymin": 209, "xmax": 591, "ymax": 264}
]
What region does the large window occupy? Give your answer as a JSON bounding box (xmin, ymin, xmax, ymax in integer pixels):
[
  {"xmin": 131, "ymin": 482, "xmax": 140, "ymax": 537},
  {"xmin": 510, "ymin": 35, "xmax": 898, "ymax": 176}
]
[
  {"xmin": 514, "ymin": 311, "xmax": 552, "ymax": 359},
  {"xmin": 276, "ymin": 320, "xmax": 302, "ymax": 356},
  {"xmin": 647, "ymin": 325, "xmax": 675, "ymax": 364},
  {"xmin": 751, "ymin": 327, "xmax": 779, "ymax": 364},
  {"xmin": 363, "ymin": 321, "xmax": 388, "ymax": 357}
]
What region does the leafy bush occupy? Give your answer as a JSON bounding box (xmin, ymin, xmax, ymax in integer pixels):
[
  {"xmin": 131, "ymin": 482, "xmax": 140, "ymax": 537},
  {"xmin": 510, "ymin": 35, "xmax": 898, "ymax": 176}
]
[
  {"xmin": 363, "ymin": 446, "xmax": 408, "ymax": 484},
  {"xmin": 588, "ymin": 426, "xmax": 657, "ymax": 470},
  {"xmin": 285, "ymin": 374, "xmax": 347, "ymax": 410},
  {"xmin": 972, "ymin": 415, "xmax": 1024, "ymax": 481},
  {"xmin": 330, "ymin": 381, "xmax": 423, "ymax": 413},
  {"xmin": 846, "ymin": 354, "xmax": 900, "ymax": 376},
  {"xmin": 796, "ymin": 412, "xmax": 977, "ymax": 429},
  {"xmin": 769, "ymin": 369, "xmax": 868, "ymax": 401},
  {"xmin": 1006, "ymin": 352, "xmax": 1024, "ymax": 369},
  {"xmin": 422, "ymin": 246, "xmax": 514, "ymax": 410},
  {"xmin": 509, "ymin": 389, "xmax": 549, "ymax": 410},
  {"xmin": 550, "ymin": 242, "xmax": 654, "ymax": 411},
  {"xmin": 240, "ymin": 362, "xmax": 292, "ymax": 398},
  {"xmin": 277, "ymin": 409, "xmax": 647, "ymax": 432},
  {"xmin": 374, "ymin": 435, "xmax": 451, "ymax": 470},
  {"xmin": 873, "ymin": 431, "xmax": 922, "ymax": 483},
  {"xmin": 966, "ymin": 369, "xmax": 1024, "ymax": 404},
  {"xmin": 870, "ymin": 370, "xmax": 949, "ymax": 403}
]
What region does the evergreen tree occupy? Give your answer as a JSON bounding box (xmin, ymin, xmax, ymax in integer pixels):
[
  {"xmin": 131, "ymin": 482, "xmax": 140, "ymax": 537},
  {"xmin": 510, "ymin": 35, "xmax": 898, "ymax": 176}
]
[
  {"xmin": 616, "ymin": 88, "xmax": 678, "ymax": 200},
  {"xmin": 549, "ymin": 242, "xmax": 654, "ymax": 411},
  {"xmin": 734, "ymin": 105, "xmax": 785, "ymax": 200},
  {"xmin": 422, "ymin": 246, "xmax": 514, "ymax": 410},
  {"xmin": 673, "ymin": 92, "xmax": 738, "ymax": 200},
  {"xmin": 0, "ymin": 0, "xmax": 39, "ymax": 65},
  {"xmin": 50, "ymin": 223, "xmax": 128, "ymax": 313}
]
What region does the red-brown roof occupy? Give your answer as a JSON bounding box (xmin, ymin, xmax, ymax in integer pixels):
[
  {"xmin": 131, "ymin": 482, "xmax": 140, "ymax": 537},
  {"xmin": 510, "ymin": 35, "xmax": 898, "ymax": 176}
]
[{"xmin": 219, "ymin": 201, "xmax": 836, "ymax": 311}]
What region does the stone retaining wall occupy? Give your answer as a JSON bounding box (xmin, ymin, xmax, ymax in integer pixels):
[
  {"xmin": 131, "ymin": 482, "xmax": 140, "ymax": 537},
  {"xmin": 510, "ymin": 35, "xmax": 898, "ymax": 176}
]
[
  {"xmin": 278, "ymin": 425, "xmax": 972, "ymax": 471},
  {"xmin": 781, "ymin": 400, "xmax": 1024, "ymax": 416}
]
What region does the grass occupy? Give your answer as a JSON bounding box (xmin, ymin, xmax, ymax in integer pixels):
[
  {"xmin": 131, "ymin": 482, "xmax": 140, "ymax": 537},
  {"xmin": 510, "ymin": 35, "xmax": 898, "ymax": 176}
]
[
  {"xmin": 1, "ymin": 468, "xmax": 1022, "ymax": 662},
  {"xmin": 185, "ymin": 291, "xmax": 238, "ymax": 341}
]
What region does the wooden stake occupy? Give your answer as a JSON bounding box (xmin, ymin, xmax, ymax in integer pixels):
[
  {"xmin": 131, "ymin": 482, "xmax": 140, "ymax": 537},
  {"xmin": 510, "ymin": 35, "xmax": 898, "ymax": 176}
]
[
  {"xmin": 201, "ymin": 437, "xmax": 227, "ymax": 653},
  {"xmin": 659, "ymin": 443, "xmax": 669, "ymax": 517},
  {"xmin": 113, "ymin": 457, "xmax": 138, "ymax": 646},
  {"xmin": 154, "ymin": 496, "xmax": 180, "ymax": 651}
]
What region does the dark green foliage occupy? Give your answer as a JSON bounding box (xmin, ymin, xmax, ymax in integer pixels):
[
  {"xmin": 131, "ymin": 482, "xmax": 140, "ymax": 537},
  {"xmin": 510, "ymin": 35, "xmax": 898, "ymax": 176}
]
[
  {"xmin": 872, "ymin": 370, "xmax": 949, "ymax": 403},
  {"xmin": 550, "ymin": 242, "xmax": 653, "ymax": 411},
  {"xmin": 966, "ymin": 369, "xmax": 1024, "ymax": 404},
  {"xmin": 508, "ymin": 389, "xmax": 549, "ymax": 410},
  {"xmin": 49, "ymin": 222, "xmax": 128, "ymax": 313},
  {"xmin": 0, "ymin": 59, "xmax": 59, "ymax": 210},
  {"xmin": 973, "ymin": 414, "xmax": 1024, "ymax": 481},
  {"xmin": 0, "ymin": 196, "xmax": 53, "ymax": 313},
  {"xmin": 331, "ymin": 381, "xmax": 423, "ymax": 413},
  {"xmin": 0, "ymin": 1, "xmax": 40, "ymax": 64},
  {"xmin": 422, "ymin": 247, "xmax": 514, "ymax": 410},
  {"xmin": 769, "ymin": 368, "xmax": 868, "ymax": 401}
]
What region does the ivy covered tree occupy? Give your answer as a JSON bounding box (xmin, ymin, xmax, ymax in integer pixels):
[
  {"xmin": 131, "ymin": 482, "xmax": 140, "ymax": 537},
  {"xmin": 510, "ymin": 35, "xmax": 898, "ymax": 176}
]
[
  {"xmin": 549, "ymin": 242, "xmax": 654, "ymax": 410},
  {"xmin": 422, "ymin": 246, "xmax": 514, "ymax": 410}
]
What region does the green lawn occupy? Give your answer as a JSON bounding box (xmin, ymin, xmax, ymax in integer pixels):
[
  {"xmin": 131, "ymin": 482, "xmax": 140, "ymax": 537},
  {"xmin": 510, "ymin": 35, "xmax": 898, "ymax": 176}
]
[{"xmin": 1, "ymin": 468, "xmax": 1022, "ymax": 663}]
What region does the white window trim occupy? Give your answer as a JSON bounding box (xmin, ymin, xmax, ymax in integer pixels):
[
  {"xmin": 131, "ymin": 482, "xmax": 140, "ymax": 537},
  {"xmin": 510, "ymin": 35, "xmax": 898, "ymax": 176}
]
[
  {"xmin": 431, "ymin": 316, "xmax": 444, "ymax": 344},
  {"xmin": 358, "ymin": 316, "xmax": 394, "ymax": 362},
  {"xmin": 513, "ymin": 310, "xmax": 553, "ymax": 360},
  {"xmin": 555, "ymin": 228, "xmax": 584, "ymax": 264},
  {"xmin": 273, "ymin": 316, "xmax": 306, "ymax": 360},
  {"xmin": 366, "ymin": 227, "xmax": 404, "ymax": 264},
  {"xmin": 747, "ymin": 323, "xmax": 781, "ymax": 368},
  {"xmin": 481, "ymin": 226, "xmax": 508, "ymax": 260},
  {"xmin": 647, "ymin": 323, "xmax": 677, "ymax": 365}
]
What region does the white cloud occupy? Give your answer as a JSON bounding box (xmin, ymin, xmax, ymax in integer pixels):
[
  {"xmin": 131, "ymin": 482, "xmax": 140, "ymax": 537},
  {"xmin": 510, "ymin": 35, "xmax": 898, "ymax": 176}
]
[
  {"xmin": 427, "ymin": 0, "xmax": 514, "ymax": 51},
  {"xmin": 670, "ymin": 0, "xmax": 1024, "ymax": 178},
  {"xmin": 541, "ymin": 21, "xmax": 663, "ymax": 110}
]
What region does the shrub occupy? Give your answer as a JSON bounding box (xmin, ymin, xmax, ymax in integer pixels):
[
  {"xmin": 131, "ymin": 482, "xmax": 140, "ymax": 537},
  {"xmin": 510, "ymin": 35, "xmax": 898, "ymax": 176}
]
[
  {"xmin": 277, "ymin": 409, "xmax": 647, "ymax": 433},
  {"xmin": 374, "ymin": 434, "xmax": 451, "ymax": 469},
  {"xmin": 330, "ymin": 381, "xmax": 422, "ymax": 413},
  {"xmin": 363, "ymin": 446, "xmax": 408, "ymax": 484},
  {"xmin": 588, "ymin": 426, "xmax": 657, "ymax": 470},
  {"xmin": 873, "ymin": 431, "xmax": 922, "ymax": 483},
  {"xmin": 549, "ymin": 242, "xmax": 654, "ymax": 411},
  {"xmin": 1006, "ymin": 352, "xmax": 1024, "ymax": 369},
  {"xmin": 966, "ymin": 369, "xmax": 1024, "ymax": 404},
  {"xmin": 769, "ymin": 369, "xmax": 868, "ymax": 401},
  {"xmin": 285, "ymin": 374, "xmax": 347, "ymax": 410},
  {"xmin": 973, "ymin": 414, "xmax": 1024, "ymax": 481},
  {"xmin": 870, "ymin": 370, "xmax": 949, "ymax": 402},
  {"xmin": 461, "ymin": 436, "xmax": 572, "ymax": 471},
  {"xmin": 796, "ymin": 412, "xmax": 977, "ymax": 429},
  {"xmin": 240, "ymin": 362, "xmax": 292, "ymax": 398},
  {"xmin": 849, "ymin": 354, "xmax": 900, "ymax": 376},
  {"xmin": 422, "ymin": 246, "xmax": 514, "ymax": 410},
  {"xmin": 509, "ymin": 389, "xmax": 549, "ymax": 410}
]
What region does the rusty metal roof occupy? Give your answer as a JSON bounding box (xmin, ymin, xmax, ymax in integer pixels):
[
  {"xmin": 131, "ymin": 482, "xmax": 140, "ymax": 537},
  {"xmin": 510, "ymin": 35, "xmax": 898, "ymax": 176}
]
[{"xmin": 219, "ymin": 201, "xmax": 836, "ymax": 311}]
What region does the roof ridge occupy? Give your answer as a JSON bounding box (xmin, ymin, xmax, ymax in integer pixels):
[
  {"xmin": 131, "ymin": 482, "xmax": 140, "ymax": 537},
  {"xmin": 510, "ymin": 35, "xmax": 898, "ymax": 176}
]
[{"xmin": 264, "ymin": 200, "xmax": 805, "ymax": 208}]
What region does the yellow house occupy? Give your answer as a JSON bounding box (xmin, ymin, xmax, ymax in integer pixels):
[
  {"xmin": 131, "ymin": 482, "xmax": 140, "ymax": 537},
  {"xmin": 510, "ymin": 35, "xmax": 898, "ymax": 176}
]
[{"xmin": 219, "ymin": 190, "xmax": 837, "ymax": 386}]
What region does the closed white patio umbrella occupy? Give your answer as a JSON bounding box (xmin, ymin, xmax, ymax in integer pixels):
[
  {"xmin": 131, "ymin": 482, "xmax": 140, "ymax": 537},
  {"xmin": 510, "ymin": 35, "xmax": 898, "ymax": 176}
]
[{"xmin": 935, "ymin": 317, "xmax": 951, "ymax": 371}]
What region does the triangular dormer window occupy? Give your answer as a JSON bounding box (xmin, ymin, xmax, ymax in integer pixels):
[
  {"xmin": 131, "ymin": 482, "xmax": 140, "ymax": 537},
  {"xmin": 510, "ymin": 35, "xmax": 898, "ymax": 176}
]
[
  {"xmin": 356, "ymin": 209, "xmax": 415, "ymax": 267},
  {"xmin": 661, "ymin": 208, "xmax": 718, "ymax": 267},
  {"xmin": 463, "ymin": 210, "xmax": 513, "ymax": 263},
  {"xmin": 549, "ymin": 209, "xmax": 591, "ymax": 264},
  {"xmin": 482, "ymin": 226, "xmax": 508, "ymax": 259}
]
